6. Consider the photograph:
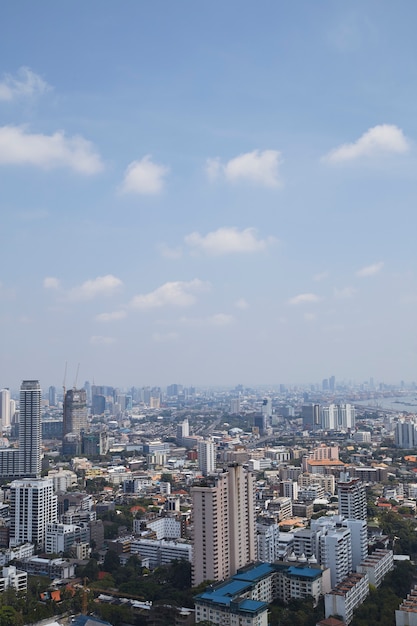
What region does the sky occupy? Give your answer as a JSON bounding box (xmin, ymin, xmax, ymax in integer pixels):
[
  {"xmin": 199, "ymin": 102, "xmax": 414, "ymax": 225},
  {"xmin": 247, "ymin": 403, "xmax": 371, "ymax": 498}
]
[{"xmin": 1, "ymin": 1, "xmax": 417, "ymax": 390}]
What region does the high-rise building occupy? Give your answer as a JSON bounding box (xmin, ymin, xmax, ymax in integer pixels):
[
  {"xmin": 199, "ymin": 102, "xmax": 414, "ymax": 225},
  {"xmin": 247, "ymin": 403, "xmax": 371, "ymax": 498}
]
[
  {"xmin": 19, "ymin": 380, "xmax": 42, "ymax": 478},
  {"xmin": 301, "ymin": 403, "xmax": 320, "ymax": 431},
  {"xmin": 0, "ymin": 389, "xmax": 11, "ymax": 430},
  {"xmin": 320, "ymin": 404, "xmax": 355, "ymax": 431},
  {"xmin": 197, "ymin": 439, "xmax": 216, "ymax": 476},
  {"xmin": 63, "ymin": 388, "xmax": 88, "ymax": 438},
  {"xmin": 48, "ymin": 386, "xmax": 56, "ymax": 407},
  {"xmin": 395, "ymin": 419, "xmax": 417, "ymax": 448},
  {"xmin": 10, "ymin": 478, "xmax": 57, "ymax": 550},
  {"xmin": 191, "ymin": 464, "xmax": 256, "ymax": 586},
  {"xmin": 176, "ymin": 419, "xmax": 189, "ymax": 445},
  {"xmin": 337, "ymin": 477, "xmax": 367, "ymax": 521}
]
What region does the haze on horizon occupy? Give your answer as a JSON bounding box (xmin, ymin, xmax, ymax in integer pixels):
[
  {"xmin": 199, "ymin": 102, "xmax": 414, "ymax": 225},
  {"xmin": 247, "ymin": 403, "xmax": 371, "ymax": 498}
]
[{"xmin": 1, "ymin": 1, "xmax": 417, "ymax": 390}]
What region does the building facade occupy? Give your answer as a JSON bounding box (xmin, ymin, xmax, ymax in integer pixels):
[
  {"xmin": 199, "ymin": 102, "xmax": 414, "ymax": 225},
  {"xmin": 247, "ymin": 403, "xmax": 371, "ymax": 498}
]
[
  {"xmin": 192, "ymin": 464, "xmax": 257, "ymax": 586},
  {"xmin": 10, "ymin": 478, "xmax": 57, "ymax": 550}
]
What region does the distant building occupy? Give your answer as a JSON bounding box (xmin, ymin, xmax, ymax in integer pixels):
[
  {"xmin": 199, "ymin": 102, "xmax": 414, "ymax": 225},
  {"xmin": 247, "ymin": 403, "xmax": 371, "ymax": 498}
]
[{"xmin": 197, "ymin": 439, "xmax": 216, "ymax": 476}]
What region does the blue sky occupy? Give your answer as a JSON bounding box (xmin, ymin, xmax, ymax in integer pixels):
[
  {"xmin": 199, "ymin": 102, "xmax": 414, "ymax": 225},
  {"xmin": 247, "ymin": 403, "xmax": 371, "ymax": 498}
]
[{"xmin": 1, "ymin": 1, "xmax": 417, "ymax": 389}]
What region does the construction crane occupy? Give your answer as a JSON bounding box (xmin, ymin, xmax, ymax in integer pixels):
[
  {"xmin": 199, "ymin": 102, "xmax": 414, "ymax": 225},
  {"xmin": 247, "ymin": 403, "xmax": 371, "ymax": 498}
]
[{"xmin": 73, "ymin": 363, "xmax": 80, "ymax": 390}]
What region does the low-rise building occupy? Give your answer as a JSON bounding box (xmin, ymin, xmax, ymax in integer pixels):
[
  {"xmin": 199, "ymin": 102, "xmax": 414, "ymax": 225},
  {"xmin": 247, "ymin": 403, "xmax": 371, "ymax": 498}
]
[
  {"xmin": 16, "ymin": 556, "xmax": 75, "ymax": 579},
  {"xmin": 396, "ymin": 586, "xmax": 417, "ymax": 626},
  {"xmin": 324, "ymin": 572, "xmax": 369, "ymax": 625},
  {"xmin": 0, "ymin": 566, "xmax": 27, "ymax": 592},
  {"xmin": 130, "ymin": 538, "xmax": 192, "ymax": 568},
  {"xmin": 356, "ymin": 549, "xmax": 394, "ymax": 587}
]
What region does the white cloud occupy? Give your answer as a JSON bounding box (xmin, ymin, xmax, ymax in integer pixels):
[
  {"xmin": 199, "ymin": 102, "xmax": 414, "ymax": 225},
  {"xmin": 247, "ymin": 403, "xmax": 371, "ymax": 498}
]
[
  {"xmin": 152, "ymin": 332, "xmax": 179, "ymax": 343},
  {"xmin": 206, "ymin": 149, "xmax": 282, "ymax": 187},
  {"xmin": 43, "ymin": 277, "xmax": 60, "ymax": 290},
  {"xmin": 121, "ymin": 155, "xmax": 169, "ymax": 194},
  {"xmin": 179, "ymin": 313, "xmax": 234, "ymax": 327},
  {"xmin": 209, "ymin": 313, "xmax": 234, "ymax": 326},
  {"xmin": 0, "ymin": 67, "xmax": 51, "ymax": 101},
  {"xmin": 324, "ymin": 124, "xmax": 409, "ymax": 163},
  {"xmin": 0, "ymin": 125, "xmax": 103, "ymax": 174},
  {"xmin": 206, "ymin": 157, "xmax": 222, "ymax": 182},
  {"xmin": 95, "ymin": 310, "xmax": 127, "ymax": 322},
  {"xmin": 356, "ymin": 261, "xmax": 384, "ymax": 277},
  {"xmin": 157, "ymin": 243, "xmax": 183, "ymax": 259},
  {"xmin": 131, "ymin": 279, "xmax": 209, "ymax": 310},
  {"xmin": 288, "ymin": 293, "xmax": 321, "ymax": 305},
  {"xmin": 185, "ymin": 227, "xmax": 275, "ymax": 255},
  {"xmin": 235, "ymin": 298, "xmax": 249, "ymax": 309},
  {"xmin": 68, "ymin": 275, "xmax": 123, "ymax": 301},
  {"xmin": 313, "ymin": 271, "xmax": 329, "ymax": 282},
  {"xmin": 334, "ymin": 286, "xmax": 356, "ymax": 299},
  {"xmin": 90, "ymin": 335, "xmax": 116, "ymax": 345}
]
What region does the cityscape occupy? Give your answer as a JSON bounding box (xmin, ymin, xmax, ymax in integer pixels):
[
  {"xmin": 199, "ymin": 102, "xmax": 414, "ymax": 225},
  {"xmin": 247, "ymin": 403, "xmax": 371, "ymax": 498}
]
[
  {"xmin": 0, "ymin": 378, "xmax": 415, "ymax": 624},
  {"xmin": 3, "ymin": 2, "xmax": 417, "ymax": 626}
]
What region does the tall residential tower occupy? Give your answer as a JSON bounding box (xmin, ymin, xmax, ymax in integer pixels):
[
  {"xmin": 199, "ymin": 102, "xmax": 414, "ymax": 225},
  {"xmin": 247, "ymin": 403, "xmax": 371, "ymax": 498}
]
[{"xmin": 191, "ymin": 464, "xmax": 256, "ymax": 586}]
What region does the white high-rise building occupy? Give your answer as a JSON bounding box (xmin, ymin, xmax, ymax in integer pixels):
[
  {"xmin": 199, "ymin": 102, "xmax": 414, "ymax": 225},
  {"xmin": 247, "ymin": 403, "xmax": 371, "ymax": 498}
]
[
  {"xmin": 197, "ymin": 439, "xmax": 216, "ymax": 476},
  {"xmin": 176, "ymin": 419, "xmax": 189, "ymax": 445},
  {"xmin": 320, "ymin": 404, "xmax": 355, "ymax": 431},
  {"xmin": 0, "ymin": 389, "xmax": 11, "ymax": 431},
  {"xmin": 18, "ymin": 380, "xmax": 42, "ymax": 478},
  {"xmin": 10, "ymin": 478, "xmax": 57, "ymax": 550},
  {"xmin": 191, "ymin": 464, "xmax": 256, "ymax": 586},
  {"xmin": 337, "ymin": 477, "xmax": 367, "ymax": 521}
]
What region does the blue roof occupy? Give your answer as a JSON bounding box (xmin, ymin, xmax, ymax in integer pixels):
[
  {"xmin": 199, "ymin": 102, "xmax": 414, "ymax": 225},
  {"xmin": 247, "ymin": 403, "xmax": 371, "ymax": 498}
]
[
  {"xmin": 287, "ymin": 566, "xmax": 321, "ymax": 579},
  {"xmin": 198, "ymin": 579, "xmax": 251, "ymax": 605},
  {"xmin": 71, "ymin": 616, "xmax": 112, "ymax": 626},
  {"xmin": 233, "ymin": 562, "xmax": 275, "ymax": 582},
  {"xmin": 233, "ymin": 599, "xmax": 267, "ymax": 614}
]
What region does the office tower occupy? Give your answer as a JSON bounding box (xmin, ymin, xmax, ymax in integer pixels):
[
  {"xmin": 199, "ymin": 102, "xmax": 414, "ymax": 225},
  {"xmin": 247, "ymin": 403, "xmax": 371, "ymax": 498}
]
[
  {"xmin": 19, "ymin": 380, "xmax": 42, "ymax": 478},
  {"xmin": 329, "ymin": 375, "xmax": 336, "ymax": 391},
  {"xmin": 191, "ymin": 464, "xmax": 256, "ymax": 585},
  {"xmin": 63, "ymin": 388, "xmax": 88, "ymax": 437},
  {"xmin": 197, "ymin": 439, "xmax": 216, "ymax": 476},
  {"xmin": 337, "ymin": 477, "xmax": 367, "ymax": 521},
  {"xmin": 167, "ymin": 384, "xmax": 182, "ymax": 397},
  {"xmin": 0, "ymin": 389, "xmax": 11, "ymax": 431},
  {"xmin": 92, "ymin": 394, "xmax": 105, "ymax": 416},
  {"xmin": 395, "ymin": 419, "xmax": 417, "ymax": 448},
  {"xmin": 322, "ymin": 378, "xmax": 329, "ymax": 391},
  {"xmin": 176, "ymin": 419, "xmax": 189, "ymax": 445},
  {"xmin": 84, "ymin": 380, "xmax": 91, "ymax": 405},
  {"xmin": 48, "ymin": 386, "xmax": 56, "ymax": 407},
  {"xmin": 262, "ymin": 397, "xmax": 272, "ymax": 419},
  {"xmin": 230, "ymin": 398, "xmax": 240, "ymax": 414},
  {"xmin": 301, "ymin": 403, "xmax": 320, "ymax": 431},
  {"xmin": 10, "ymin": 478, "xmax": 57, "ymax": 550}
]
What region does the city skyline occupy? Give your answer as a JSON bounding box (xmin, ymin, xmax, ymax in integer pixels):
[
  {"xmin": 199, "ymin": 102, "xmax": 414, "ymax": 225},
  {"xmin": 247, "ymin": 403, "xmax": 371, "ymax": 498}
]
[{"xmin": 2, "ymin": 2, "xmax": 417, "ymax": 387}]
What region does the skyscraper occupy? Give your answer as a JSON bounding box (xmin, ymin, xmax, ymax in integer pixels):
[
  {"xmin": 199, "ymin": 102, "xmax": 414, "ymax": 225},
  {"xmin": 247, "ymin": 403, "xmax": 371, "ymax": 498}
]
[
  {"xmin": 191, "ymin": 464, "xmax": 256, "ymax": 585},
  {"xmin": 0, "ymin": 389, "xmax": 11, "ymax": 431},
  {"xmin": 48, "ymin": 386, "xmax": 57, "ymax": 407},
  {"xmin": 63, "ymin": 388, "xmax": 88, "ymax": 438},
  {"xmin": 10, "ymin": 478, "xmax": 57, "ymax": 550},
  {"xmin": 19, "ymin": 380, "xmax": 42, "ymax": 478}
]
